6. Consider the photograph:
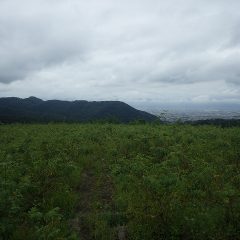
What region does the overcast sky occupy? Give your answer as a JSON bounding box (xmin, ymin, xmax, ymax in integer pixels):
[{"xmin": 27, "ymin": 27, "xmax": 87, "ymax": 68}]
[{"xmin": 0, "ymin": 0, "xmax": 240, "ymax": 104}]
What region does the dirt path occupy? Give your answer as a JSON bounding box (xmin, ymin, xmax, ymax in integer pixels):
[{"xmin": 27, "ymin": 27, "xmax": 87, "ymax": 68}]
[
  {"xmin": 70, "ymin": 158, "xmax": 117, "ymax": 240},
  {"xmin": 71, "ymin": 169, "xmax": 96, "ymax": 240}
]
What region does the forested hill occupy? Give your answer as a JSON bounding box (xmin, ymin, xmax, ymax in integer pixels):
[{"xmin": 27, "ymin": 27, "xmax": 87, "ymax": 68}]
[{"xmin": 0, "ymin": 97, "xmax": 157, "ymax": 123}]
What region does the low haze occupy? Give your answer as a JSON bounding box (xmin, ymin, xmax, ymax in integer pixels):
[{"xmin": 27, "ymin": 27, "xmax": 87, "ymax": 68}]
[{"xmin": 0, "ymin": 0, "xmax": 240, "ymax": 105}]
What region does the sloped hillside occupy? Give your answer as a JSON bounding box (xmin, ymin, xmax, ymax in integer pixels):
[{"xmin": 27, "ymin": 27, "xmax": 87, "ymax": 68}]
[{"xmin": 0, "ymin": 97, "xmax": 157, "ymax": 123}]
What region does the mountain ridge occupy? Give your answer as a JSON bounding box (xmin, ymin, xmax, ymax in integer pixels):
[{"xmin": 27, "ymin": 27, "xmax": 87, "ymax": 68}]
[{"xmin": 0, "ymin": 97, "xmax": 157, "ymax": 123}]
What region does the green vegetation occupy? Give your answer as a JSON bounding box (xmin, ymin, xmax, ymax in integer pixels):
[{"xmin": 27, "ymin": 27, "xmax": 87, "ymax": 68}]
[{"xmin": 0, "ymin": 124, "xmax": 240, "ymax": 239}]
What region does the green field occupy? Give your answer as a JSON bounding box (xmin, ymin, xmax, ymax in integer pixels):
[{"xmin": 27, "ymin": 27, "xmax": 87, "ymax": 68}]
[{"xmin": 0, "ymin": 124, "xmax": 240, "ymax": 239}]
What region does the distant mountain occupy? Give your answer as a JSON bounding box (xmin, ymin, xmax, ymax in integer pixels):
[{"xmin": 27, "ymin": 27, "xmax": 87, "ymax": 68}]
[{"xmin": 0, "ymin": 97, "xmax": 157, "ymax": 123}]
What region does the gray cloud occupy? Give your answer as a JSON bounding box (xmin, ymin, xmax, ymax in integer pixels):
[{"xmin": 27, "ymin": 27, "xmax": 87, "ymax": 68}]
[
  {"xmin": 0, "ymin": 0, "xmax": 91, "ymax": 83},
  {"xmin": 0, "ymin": 0, "xmax": 240, "ymax": 103}
]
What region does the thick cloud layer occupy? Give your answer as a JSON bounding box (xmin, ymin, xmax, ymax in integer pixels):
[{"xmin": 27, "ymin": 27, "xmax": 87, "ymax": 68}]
[{"xmin": 0, "ymin": 0, "xmax": 240, "ymax": 103}]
